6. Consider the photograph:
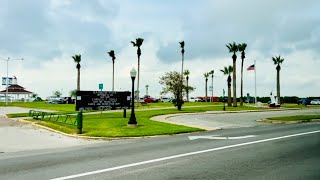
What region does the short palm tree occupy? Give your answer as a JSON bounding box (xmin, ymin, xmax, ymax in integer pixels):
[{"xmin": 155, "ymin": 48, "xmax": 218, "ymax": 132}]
[
  {"xmin": 204, "ymin": 72, "xmax": 210, "ymax": 102},
  {"xmin": 183, "ymin": 69, "xmax": 190, "ymax": 101},
  {"xmin": 108, "ymin": 50, "xmax": 116, "ymax": 91},
  {"xmin": 272, "ymin": 55, "xmax": 284, "ymax": 104},
  {"xmin": 72, "ymin": 54, "xmax": 81, "ymax": 91},
  {"xmin": 221, "ymin": 66, "xmax": 233, "ymax": 106},
  {"xmin": 238, "ymin": 43, "xmax": 247, "ymax": 107},
  {"xmin": 209, "ymin": 70, "xmax": 214, "ymax": 102},
  {"xmin": 131, "ymin": 38, "xmax": 144, "ymax": 102},
  {"xmin": 226, "ymin": 42, "xmax": 238, "ymax": 107}
]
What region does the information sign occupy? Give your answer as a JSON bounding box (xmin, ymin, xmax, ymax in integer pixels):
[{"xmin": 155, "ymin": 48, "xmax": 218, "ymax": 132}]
[{"xmin": 76, "ymin": 91, "xmax": 131, "ymax": 111}]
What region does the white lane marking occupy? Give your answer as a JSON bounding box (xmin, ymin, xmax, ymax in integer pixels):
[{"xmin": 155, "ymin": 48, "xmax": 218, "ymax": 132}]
[
  {"xmin": 188, "ymin": 135, "xmax": 256, "ymax": 140},
  {"xmin": 51, "ymin": 130, "xmax": 320, "ymax": 180}
]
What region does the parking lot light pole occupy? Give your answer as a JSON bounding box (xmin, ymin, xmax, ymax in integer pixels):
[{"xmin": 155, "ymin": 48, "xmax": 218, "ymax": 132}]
[
  {"xmin": 128, "ymin": 68, "xmax": 137, "ymax": 127},
  {"xmin": 1, "ymin": 57, "xmax": 23, "ymax": 106}
]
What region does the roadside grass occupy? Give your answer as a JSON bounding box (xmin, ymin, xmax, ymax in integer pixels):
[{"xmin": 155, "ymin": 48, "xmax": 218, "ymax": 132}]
[
  {"xmin": 267, "ymin": 114, "xmax": 320, "ymax": 122},
  {"xmin": 281, "ymin": 103, "xmax": 320, "ymax": 109},
  {"xmin": 25, "ymin": 105, "xmax": 266, "ymax": 137}
]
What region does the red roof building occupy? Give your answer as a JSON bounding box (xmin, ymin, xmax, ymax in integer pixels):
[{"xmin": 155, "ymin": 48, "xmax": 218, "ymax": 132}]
[{"xmin": 0, "ymin": 77, "xmax": 33, "ymax": 102}]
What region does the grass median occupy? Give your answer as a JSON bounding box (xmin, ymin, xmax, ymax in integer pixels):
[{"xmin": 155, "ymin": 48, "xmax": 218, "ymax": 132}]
[
  {"xmin": 267, "ymin": 114, "xmax": 320, "ymax": 122},
  {"xmin": 3, "ymin": 101, "xmax": 290, "ymax": 137}
]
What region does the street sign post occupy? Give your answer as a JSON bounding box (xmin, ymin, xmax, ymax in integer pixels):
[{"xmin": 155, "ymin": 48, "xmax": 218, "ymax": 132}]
[{"xmin": 99, "ymin": 83, "xmax": 103, "ymax": 90}]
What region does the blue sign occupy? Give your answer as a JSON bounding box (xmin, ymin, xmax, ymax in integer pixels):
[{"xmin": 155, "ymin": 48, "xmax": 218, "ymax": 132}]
[
  {"xmin": 2, "ymin": 77, "xmax": 13, "ymax": 85},
  {"xmin": 99, "ymin": 83, "xmax": 103, "ymax": 90}
]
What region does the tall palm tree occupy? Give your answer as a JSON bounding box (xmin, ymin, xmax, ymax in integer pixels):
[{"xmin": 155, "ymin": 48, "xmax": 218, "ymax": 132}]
[
  {"xmin": 108, "ymin": 50, "xmax": 116, "ymax": 91},
  {"xmin": 220, "ymin": 66, "xmax": 233, "ymax": 106},
  {"xmin": 183, "ymin": 69, "xmax": 190, "ymax": 101},
  {"xmin": 131, "ymin": 38, "xmax": 144, "ymax": 103},
  {"xmin": 238, "ymin": 43, "xmax": 247, "ymax": 107},
  {"xmin": 209, "ymin": 70, "xmax": 214, "ymax": 102},
  {"xmin": 204, "ymin": 72, "xmax": 210, "ymax": 102},
  {"xmin": 272, "ymin": 55, "xmax": 284, "ymax": 104},
  {"xmin": 179, "ymin": 41, "xmax": 185, "ymax": 76},
  {"xmin": 72, "ymin": 54, "xmax": 81, "ymax": 91},
  {"xmin": 226, "ymin": 42, "xmax": 238, "ymax": 107}
]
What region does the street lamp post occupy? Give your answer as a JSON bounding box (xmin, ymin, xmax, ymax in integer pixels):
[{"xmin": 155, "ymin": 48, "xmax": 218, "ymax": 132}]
[
  {"xmin": 1, "ymin": 57, "xmax": 23, "ymax": 106},
  {"xmin": 128, "ymin": 68, "xmax": 137, "ymax": 127}
]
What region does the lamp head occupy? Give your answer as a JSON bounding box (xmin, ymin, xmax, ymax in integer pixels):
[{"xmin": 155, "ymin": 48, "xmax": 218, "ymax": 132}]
[{"xmin": 130, "ymin": 68, "xmax": 137, "ymax": 78}]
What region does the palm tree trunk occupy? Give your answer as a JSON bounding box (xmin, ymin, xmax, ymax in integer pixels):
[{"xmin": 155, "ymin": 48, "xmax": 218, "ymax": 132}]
[
  {"xmin": 112, "ymin": 62, "xmax": 114, "ymax": 91},
  {"xmin": 186, "ymin": 78, "xmax": 189, "ymax": 102},
  {"xmin": 277, "ymin": 69, "xmax": 280, "ymax": 104},
  {"xmin": 77, "ymin": 67, "xmax": 80, "ymax": 91},
  {"xmin": 233, "ymin": 58, "xmax": 237, "ymax": 107},
  {"xmin": 205, "ymin": 79, "xmax": 208, "ymax": 102},
  {"xmin": 137, "ymin": 55, "xmax": 140, "ymax": 105},
  {"xmin": 228, "ymin": 83, "xmax": 232, "ymax": 106},
  {"xmin": 240, "ymin": 59, "xmax": 244, "ymax": 107}
]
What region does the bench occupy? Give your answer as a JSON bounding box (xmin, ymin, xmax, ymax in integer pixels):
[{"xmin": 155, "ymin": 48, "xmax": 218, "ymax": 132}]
[{"xmin": 140, "ymin": 102, "xmax": 149, "ymax": 107}]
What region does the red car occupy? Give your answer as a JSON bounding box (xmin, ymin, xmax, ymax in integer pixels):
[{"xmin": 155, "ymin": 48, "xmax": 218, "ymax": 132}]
[{"xmin": 144, "ymin": 95, "xmax": 159, "ymax": 103}]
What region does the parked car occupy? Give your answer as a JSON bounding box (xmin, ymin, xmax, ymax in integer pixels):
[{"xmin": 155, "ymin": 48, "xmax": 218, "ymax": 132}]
[
  {"xmin": 160, "ymin": 97, "xmax": 172, "ymax": 102},
  {"xmin": 310, "ymin": 99, "xmax": 320, "ymax": 105},
  {"xmin": 46, "ymin": 96, "xmax": 64, "ymax": 104},
  {"xmin": 144, "ymin": 95, "xmax": 159, "ymax": 103},
  {"xmin": 297, "ymin": 98, "xmax": 311, "ymax": 105},
  {"xmin": 189, "ymin": 97, "xmax": 202, "ymax": 102}
]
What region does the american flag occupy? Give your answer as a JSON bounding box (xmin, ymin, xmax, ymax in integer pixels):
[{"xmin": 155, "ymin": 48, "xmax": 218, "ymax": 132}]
[{"xmin": 247, "ymin": 64, "xmax": 255, "ymax": 71}]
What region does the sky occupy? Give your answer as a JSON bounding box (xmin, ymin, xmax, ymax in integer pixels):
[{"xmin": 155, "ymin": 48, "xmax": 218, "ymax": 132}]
[{"xmin": 0, "ymin": 0, "xmax": 319, "ymax": 99}]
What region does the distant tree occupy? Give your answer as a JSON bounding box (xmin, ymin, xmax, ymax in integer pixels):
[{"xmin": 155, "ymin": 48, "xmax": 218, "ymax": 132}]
[
  {"xmin": 31, "ymin": 93, "xmax": 38, "ymax": 98},
  {"xmin": 204, "ymin": 72, "xmax": 210, "ymax": 102},
  {"xmin": 159, "ymin": 71, "xmax": 194, "ymax": 110},
  {"xmin": 69, "ymin": 89, "xmax": 77, "ymax": 98},
  {"xmin": 131, "ymin": 38, "xmax": 144, "ymax": 103},
  {"xmin": 72, "ymin": 54, "xmax": 81, "ymax": 91},
  {"xmin": 226, "ymin": 42, "xmax": 238, "ymax": 107},
  {"xmin": 53, "ymin": 90, "xmax": 62, "ymax": 97},
  {"xmin": 272, "ymin": 55, "xmax": 284, "ymax": 104},
  {"xmin": 221, "ymin": 66, "xmax": 234, "ymax": 106},
  {"xmin": 183, "ymin": 69, "xmax": 190, "ymax": 101},
  {"xmin": 238, "ymin": 43, "xmax": 247, "ymax": 107},
  {"xmin": 108, "ymin": 50, "xmax": 116, "ymax": 91}
]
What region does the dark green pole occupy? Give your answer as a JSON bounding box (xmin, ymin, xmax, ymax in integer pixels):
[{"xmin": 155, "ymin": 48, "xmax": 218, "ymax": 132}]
[{"xmin": 77, "ymin": 111, "xmax": 83, "ymax": 134}]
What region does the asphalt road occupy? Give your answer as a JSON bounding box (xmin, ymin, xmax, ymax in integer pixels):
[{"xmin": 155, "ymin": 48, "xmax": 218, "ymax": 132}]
[{"xmin": 0, "ymin": 110, "xmax": 319, "ymax": 179}]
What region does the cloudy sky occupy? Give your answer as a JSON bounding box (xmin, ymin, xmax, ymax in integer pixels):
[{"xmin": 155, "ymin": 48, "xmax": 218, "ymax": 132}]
[{"xmin": 0, "ymin": 0, "xmax": 319, "ymax": 99}]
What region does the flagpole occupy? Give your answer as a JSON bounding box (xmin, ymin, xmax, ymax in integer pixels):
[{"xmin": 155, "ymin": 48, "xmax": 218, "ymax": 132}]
[{"xmin": 254, "ymin": 60, "xmax": 257, "ymax": 105}]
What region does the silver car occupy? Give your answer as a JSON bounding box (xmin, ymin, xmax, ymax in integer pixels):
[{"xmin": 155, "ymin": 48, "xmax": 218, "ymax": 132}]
[{"xmin": 310, "ymin": 99, "xmax": 320, "ymax": 105}]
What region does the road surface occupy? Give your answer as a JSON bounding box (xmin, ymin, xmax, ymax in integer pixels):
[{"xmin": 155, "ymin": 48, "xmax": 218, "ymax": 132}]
[{"xmin": 0, "ymin": 109, "xmax": 319, "ymax": 179}]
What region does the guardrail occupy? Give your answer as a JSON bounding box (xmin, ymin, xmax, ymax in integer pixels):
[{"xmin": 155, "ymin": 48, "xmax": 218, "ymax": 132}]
[{"xmin": 29, "ymin": 110, "xmax": 83, "ymax": 134}]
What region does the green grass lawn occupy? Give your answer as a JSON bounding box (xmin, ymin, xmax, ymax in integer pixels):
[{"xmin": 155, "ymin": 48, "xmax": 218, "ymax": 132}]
[
  {"xmin": 267, "ymin": 114, "xmax": 320, "ymax": 121},
  {"xmin": 19, "ymin": 104, "xmax": 265, "ymax": 137}
]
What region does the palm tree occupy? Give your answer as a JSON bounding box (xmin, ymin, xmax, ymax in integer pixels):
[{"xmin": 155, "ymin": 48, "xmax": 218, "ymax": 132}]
[
  {"xmin": 238, "ymin": 43, "xmax": 247, "ymax": 107},
  {"xmin": 108, "ymin": 50, "xmax": 116, "ymax": 91},
  {"xmin": 220, "ymin": 66, "xmax": 233, "ymax": 106},
  {"xmin": 72, "ymin": 54, "xmax": 81, "ymax": 91},
  {"xmin": 145, "ymin": 85, "xmax": 149, "ymax": 96},
  {"xmin": 179, "ymin": 41, "xmax": 185, "ymax": 76},
  {"xmin": 183, "ymin": 69, "xmax": 190, "ymax": 101},
  {"xmin": 209, "ymin": 70, "xmax": 214, "ymax": 102},
  {"xmin": 226, "ymin": 42, "xmax": 238, "ymax": 107},
  {"xmin": 272, "ymin": 55, "xmax": 284, "ymax": 104},
  {"xmin": 204, "ymin": 72, "xmax": 210, "ymax": 102},
  {"xmin": 131, "ymin": 38, "xmax": 144, "ymax": 103}
]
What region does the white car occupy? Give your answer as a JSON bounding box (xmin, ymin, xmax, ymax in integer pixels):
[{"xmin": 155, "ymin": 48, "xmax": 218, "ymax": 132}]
[
  {"xmin": 160, "ymin": 97, "xmax": 172, "ymax": 102},
  {"xmin": 189, "ymin": 97, "xmax": 202, "ymax": 102},
  {"xmin": 310, "ymin": 99, "xmax": 320, "ymax": 105}
]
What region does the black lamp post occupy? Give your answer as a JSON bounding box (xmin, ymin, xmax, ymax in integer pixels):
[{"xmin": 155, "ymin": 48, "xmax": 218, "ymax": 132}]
[{"xmin": 128, "ymin": 68, "xmax": 137, "ymax": 126}]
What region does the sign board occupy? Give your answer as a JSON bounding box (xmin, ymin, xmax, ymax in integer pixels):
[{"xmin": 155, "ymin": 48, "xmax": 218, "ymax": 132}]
[
  {"xmin": 76, "ymin": 91, "xmax": 131, "ymax": 111},
  {"xmin": 99, "ymin": 83, "xmax": 103, "ymax": 90},
  {"xmin": 2, "ymin": 77, "xmax": 13, "ymax": 85}
]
